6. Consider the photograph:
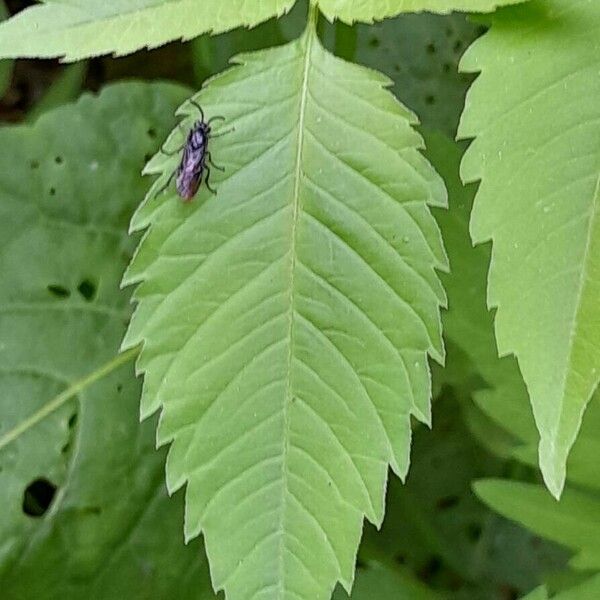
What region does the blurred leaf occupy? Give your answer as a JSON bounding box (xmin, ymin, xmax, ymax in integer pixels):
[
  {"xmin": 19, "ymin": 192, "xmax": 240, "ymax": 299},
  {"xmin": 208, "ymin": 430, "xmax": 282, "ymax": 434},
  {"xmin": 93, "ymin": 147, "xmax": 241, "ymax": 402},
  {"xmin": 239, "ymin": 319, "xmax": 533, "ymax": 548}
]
[
  {"xmin": 0, "ymin": 82, "xmax": 217, "ymax": 600},
  {"xmin": 353, "ymin": 13, "xmax": 480, "ymax": 136},
  {"xmin": 459, "ymin": 0, "xmax": 600, "ymax": 498},
  {"xmin": 476, "ymin": 480, "xmax": 600, "ymax": 571},
  {"xmin": 0, "ymin": 0, "xmax": 295, "ymax": 61}
]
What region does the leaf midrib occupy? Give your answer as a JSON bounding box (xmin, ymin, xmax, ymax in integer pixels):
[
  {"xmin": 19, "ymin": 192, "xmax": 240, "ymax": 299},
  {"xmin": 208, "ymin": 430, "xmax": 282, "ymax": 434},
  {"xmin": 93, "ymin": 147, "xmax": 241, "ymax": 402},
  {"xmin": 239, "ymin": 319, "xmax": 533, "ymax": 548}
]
[{"xmin": 277, "ymin": 20, "xmax": 314, "ymax": 596}]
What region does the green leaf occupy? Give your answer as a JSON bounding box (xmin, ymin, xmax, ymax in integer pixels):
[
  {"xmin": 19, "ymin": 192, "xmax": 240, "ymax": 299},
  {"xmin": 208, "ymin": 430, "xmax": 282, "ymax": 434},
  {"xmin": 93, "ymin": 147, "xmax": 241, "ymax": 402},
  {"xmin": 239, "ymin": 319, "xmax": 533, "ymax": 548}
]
[
  {"xmin": 124, "ymin": 14, "xmax": 447, "ymax": 600},
  {"xmin": 318, "ymin": 0, "xmax": 526, "ymax": 23},
  {"xmin": 0, "ymin": 82, "xmax": 217, "ymax": 599},
  {"xmin": 475, "ymin": 480, "xmax": 600, "ymax": 572},
  {"xmin": 458, "ymin": 0, "xmax": 600, "ymax": 498},
  {"xmin": 0, "ymin": 0, "xmax": 294, "ymax": 61}
]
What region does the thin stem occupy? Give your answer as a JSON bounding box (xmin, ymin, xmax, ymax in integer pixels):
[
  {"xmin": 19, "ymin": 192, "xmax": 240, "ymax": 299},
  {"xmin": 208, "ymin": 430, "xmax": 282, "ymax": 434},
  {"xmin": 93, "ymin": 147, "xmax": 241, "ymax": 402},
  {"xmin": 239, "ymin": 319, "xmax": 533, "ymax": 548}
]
[{"xmin": 0, "ymin": 347, "xmax": 139, "ymax": 452}]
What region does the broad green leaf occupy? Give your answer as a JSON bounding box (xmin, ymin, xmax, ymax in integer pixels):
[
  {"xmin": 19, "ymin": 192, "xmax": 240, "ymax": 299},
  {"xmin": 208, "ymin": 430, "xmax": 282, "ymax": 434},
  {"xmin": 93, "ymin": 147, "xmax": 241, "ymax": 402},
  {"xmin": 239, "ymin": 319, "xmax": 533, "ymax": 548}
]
[
  {"xmin": 318, "ymin": 0, "xmax": 525, "ymax": 23},
  {"xmin": 0, "ymin": 82, "xmax": 217, "ymax": 599},
  {"xmin": 0, "ymin": 0, "xmax": 294, "ymax": 61},
  {"xmin": 123, "ymin": 14, "xmax": 447, "ymax": 600},
  {"xmin": 475, "ymin": 480, "xmax": 600, "ymax": 572},
  {"xmin": 458, "ymin": 0, "xmax": 600, "ymax": 498}
]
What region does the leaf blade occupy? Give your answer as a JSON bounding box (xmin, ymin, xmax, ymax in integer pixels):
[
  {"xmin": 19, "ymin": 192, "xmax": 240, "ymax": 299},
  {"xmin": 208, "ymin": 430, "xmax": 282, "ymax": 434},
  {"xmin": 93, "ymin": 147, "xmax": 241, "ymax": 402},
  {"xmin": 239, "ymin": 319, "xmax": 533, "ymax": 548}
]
[
  {"xmin": 125, "ymin": 22, "xmax": 447, "ymax": 600},
  {"xmin": 0, "ymin": 0, "xmax": 295, "ymax": 61},
  {"xmin": 458, "ymin": 0, "xmax": 600, "ymax": 497},
  {"xmin": 0, "ymin": 82, "xmax": 217, "ymax": 600}
]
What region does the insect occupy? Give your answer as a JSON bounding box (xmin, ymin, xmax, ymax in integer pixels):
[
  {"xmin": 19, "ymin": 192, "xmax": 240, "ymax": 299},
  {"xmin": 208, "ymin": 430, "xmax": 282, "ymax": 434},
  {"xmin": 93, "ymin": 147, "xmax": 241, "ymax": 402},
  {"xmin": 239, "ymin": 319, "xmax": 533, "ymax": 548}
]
[{"xmin": 158, "ymin": 100, "xmax": 231, "ymax": 201}]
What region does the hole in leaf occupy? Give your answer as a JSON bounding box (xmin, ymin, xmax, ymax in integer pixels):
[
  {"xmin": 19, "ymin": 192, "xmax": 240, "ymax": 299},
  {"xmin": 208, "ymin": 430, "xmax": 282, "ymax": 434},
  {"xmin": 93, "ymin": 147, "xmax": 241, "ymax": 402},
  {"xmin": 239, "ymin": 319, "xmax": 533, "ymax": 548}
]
[
  {"xmin": 144, "ymin": 153, "xmax": 153, "ymax": 163},
  {"xmin": 49, "ymin": 187, "xmax": 56, "ymax": 196},
  {"xmin": 426, "ymin": 42, "xmax": 436, "ymax": 54},
  {"xmin": 453, "ymin": 40, "xmax": 463, "ymax": 53},
  {"xmin": 68, "ymin": 412, "xmax": 78, "ymax": 429},
  {"xmin": 77, "ymin": 279, "xmax": 96, "ymax": 301},
  {"xmin": 30, "ymin": 159, "xmax": 39, "ymax": 169},
  {"xmin": 368, "ymin": 36, "xmax": 380, "ymax": 48},
  {"xmin": 443, "ymin": 62, "xmax": 452, "ymax": 74},
  {"xmin": 467, "ymin": 523, "xmax": 483, "ymax": 542},
  {"xmin": 54, "ymin": 156, "xmax": 63, "ymax": 165},
  {"xmin": 436, "ymin": 495, "xmax": 459, "ymax": 510},
  {"xmin": 425, "ymin": 95, "xmax": 436, "ymax": 105},
  {"xmin": 418, "ymin": 556, "xmax": 442, "ymax": 582},
  {"xmin": 23, "ymin": 478, "xmax": 57, "ymax": 517},
  {"xmin": 117, "ymin": 383, "xmax": 123, "ymax": 393},
  {"xmin": 47, "ymin": 284, "xmax": 70, "ymax": 299},
  {"xmin": 147, "ymin": 127, "xmax": 157, "ymax": 139}
]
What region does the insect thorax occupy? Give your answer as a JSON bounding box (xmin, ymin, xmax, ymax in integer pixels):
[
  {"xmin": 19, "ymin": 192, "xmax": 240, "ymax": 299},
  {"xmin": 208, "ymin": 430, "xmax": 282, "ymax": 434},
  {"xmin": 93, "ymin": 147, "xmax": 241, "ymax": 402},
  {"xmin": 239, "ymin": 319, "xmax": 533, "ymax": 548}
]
[{"xmin": 189, "ymin": 122, "xmax": 210, "ymax": 150}]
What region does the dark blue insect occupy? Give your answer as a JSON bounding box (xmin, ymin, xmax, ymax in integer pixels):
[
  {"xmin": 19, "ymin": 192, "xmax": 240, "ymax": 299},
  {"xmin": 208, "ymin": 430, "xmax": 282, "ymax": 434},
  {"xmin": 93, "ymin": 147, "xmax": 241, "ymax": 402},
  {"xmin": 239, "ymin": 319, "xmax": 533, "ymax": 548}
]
[{"xmin": 159, "ymin": 100, "xmax": 231, "ymax": 201}]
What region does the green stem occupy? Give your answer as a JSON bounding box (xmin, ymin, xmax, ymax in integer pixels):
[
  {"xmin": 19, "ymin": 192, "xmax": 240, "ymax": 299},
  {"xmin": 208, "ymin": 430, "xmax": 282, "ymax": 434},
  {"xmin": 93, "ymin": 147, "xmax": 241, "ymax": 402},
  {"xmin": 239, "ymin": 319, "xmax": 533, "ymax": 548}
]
[{"xmin": 0, "ymin": 347, "xmax": 139, "ymax": 452}]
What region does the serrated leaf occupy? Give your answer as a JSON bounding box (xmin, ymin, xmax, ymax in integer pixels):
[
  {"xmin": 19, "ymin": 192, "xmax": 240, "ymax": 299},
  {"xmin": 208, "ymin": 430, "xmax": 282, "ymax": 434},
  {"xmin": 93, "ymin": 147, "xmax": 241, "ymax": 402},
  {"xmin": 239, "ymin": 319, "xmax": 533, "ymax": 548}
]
[
  {"xmin": 0, "ymin": 0, "xmax": 294, "ymax": 61},
  {"xmin": 124, "ymin": 17, "xmax": 447, "ymax": 600},
  {"xmin": 318, "ymin": 0, "xmax": 526, "ymax": 24},
  {"xmin": 475, "ymin": 480, "xmax": 600, "ymax": 572},
  {"xmin": 0, "ymin": 82, "xmax": 217, "ymax": 599},
  {"xmin": 458, "ymin": 0, "xmax": 600, "ymax": 498}
]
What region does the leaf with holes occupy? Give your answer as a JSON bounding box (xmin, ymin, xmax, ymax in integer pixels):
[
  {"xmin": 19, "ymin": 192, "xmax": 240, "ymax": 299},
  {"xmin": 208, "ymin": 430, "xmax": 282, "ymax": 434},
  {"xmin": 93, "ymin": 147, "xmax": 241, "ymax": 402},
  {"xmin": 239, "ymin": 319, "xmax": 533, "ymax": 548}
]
[
  {"xmin": 318, "ymin": 0, "xmax": 526, "ymax": 23},
  {"xmin": 458, "ymin": 0, "xmax": 600, "ymax": 498},
  {"xmin": 123, "ymin": 13, "xmax": 447, "ymax": 600},
  {"xmin": 0, "ymin": 82, "xmax": 217, "ymax": 600},
  {"xmin": 0, "ymin": 0, "xmax": 294, "ymax": 61}
]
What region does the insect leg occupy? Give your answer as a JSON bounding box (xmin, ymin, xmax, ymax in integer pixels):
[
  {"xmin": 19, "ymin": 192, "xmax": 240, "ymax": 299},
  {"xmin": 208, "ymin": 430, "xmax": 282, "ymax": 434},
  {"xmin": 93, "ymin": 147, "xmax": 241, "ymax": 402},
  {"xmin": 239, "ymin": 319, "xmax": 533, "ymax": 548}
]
[
  {"xmin": 189, "ymin": 99, "xmax": 205, "ymax": 122},
  {"xmin": 204, "ymin": 167, "xmax": 217, "ymax": 195},
  {"xmin": 207, "ymin": 152, "xmax": 225, "ymax": 172},
  {"xmin": 161, "ymin": 124, "xmax": 186, "ymax": 155},
  {"xmin": 155, "ymin": 169, "xmax": 177, "ymax": 196}
]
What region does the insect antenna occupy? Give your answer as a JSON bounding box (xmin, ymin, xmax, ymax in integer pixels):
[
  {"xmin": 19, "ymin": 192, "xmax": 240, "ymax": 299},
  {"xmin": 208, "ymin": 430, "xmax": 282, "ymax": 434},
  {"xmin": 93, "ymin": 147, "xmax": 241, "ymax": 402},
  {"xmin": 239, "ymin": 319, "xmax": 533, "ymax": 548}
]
[
  {"xmin": 207, "ymin": 115, "xmax": 226, "ymax": 126},
  {"xmin": 188, "ymin": 99, "xmax": 205, "ymax": 122}
]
